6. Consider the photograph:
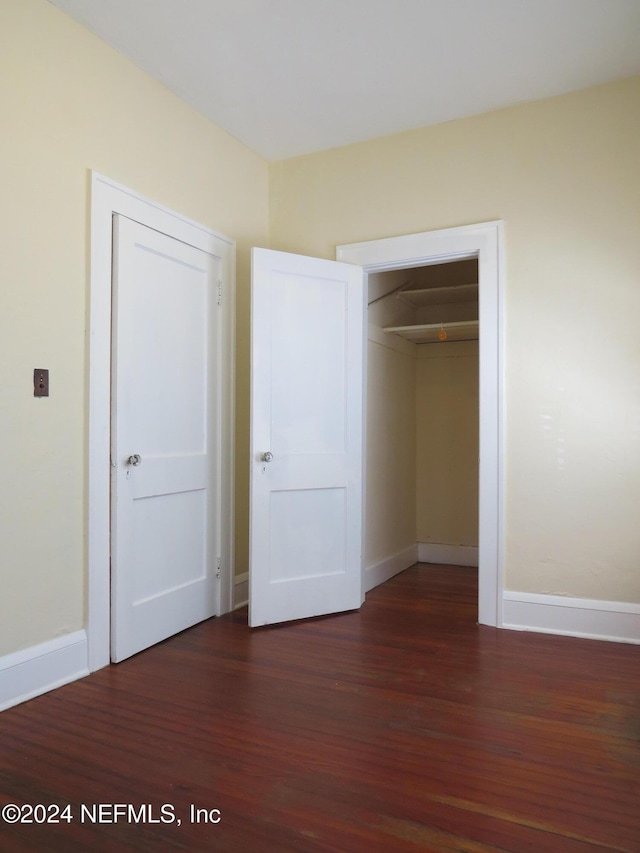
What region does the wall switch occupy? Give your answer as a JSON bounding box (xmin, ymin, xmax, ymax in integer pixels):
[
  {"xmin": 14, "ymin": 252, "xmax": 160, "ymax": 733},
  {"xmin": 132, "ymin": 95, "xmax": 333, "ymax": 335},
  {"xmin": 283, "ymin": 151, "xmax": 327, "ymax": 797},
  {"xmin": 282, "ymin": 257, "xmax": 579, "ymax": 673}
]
[{"xmin": 34, "ymin": 368, "xmax": 49, "ymax": 397}]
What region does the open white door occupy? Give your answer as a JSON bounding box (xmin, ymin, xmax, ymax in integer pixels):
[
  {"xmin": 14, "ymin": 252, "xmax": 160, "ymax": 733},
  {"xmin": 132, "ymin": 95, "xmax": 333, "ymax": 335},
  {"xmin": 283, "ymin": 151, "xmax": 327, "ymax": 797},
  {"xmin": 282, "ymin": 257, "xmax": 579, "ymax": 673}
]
[
  {"xmin": 111, "ymin": 215, "xmax": 221, "ymax": 661},
  {"xmin": 249, "ymin": 248, "xmax": 364, "ymax": 627}
]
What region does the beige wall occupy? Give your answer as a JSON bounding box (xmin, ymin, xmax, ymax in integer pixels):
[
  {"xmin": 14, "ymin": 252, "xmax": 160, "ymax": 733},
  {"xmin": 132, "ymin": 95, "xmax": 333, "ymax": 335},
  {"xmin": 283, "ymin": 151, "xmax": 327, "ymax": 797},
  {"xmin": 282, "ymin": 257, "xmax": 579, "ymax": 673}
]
[
  {"xmin": 270, "ymin": 75, "xmax": 640, "ymax": 603},
  {"xmin": 0, "ymin": 0, "xmax": 269, "ymax": 656},
  {"xmin": 366, "ymin": 334, "xmax": 478, "ymax": 566},
  {"xmin": 2, "ymin": 0, "xmax": 639, "ymax": 666},
  {"xmin": 366, "ymin": 337, "xmax": 416, "ymax": 567},
  {"xmin": 416, "ymin": 342, "xmax": 479, "ymax": 547}
]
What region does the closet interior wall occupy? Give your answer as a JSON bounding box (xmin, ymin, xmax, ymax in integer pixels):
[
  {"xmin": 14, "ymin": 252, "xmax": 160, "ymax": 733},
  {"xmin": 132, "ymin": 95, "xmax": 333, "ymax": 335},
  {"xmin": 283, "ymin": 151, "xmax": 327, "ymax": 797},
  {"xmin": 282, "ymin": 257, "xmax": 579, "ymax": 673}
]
[{"xmin": 365, "ymin": 260, "xmax": 479, "ymax": 578}]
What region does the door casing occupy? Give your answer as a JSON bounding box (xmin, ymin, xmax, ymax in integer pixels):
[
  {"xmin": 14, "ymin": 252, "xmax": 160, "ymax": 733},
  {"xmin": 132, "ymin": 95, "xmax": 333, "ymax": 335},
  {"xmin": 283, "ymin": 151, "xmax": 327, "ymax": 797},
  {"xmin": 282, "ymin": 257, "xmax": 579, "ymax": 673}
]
[
  {"xmin": 338, "ymin": 221, "xmax": 505, "ymax": 627},
  {"xmin": 87, "ymin": 172, "xmax": 236, "ymax": 671}
]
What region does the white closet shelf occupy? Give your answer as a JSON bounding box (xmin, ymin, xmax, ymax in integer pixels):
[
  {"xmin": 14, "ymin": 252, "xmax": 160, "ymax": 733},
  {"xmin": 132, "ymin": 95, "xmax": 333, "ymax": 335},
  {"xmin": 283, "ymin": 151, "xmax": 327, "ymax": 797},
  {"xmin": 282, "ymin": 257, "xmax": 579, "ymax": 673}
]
[
  {"xmin": 399, "ymin": 282, "xmax": 478, "ymax": 307},
  {"xmin": 383, "ymin": 320, "xmax": 479, "ymax": 344}
]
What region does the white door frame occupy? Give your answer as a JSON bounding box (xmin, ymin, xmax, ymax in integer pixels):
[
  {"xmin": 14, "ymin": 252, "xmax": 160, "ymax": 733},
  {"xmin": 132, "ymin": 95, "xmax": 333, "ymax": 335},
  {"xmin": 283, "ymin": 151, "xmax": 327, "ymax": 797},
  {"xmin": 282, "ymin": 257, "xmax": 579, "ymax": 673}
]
[
  {"xmin": 87, "ymin": 172, "xmax": 236, "ymax": 671},
  {"xmin": 338, "ymin": 221, "xmax": 505, "ymax": 627}
]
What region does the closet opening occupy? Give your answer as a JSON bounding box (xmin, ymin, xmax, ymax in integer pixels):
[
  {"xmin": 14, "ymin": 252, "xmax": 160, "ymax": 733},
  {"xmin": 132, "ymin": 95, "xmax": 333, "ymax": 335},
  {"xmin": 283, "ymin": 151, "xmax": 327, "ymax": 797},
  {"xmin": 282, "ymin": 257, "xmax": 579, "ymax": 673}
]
[{"xmin": 365, "ymin": 257, "xmax": 480, "ymax": 613}]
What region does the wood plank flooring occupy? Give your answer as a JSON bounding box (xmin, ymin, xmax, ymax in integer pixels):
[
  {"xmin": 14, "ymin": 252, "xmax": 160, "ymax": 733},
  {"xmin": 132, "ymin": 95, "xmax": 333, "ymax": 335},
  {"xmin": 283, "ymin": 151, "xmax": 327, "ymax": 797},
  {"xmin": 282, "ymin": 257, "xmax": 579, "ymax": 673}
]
[{"xmin": 1, "ymin": 564, "xmax": 639, "ymax": 852}]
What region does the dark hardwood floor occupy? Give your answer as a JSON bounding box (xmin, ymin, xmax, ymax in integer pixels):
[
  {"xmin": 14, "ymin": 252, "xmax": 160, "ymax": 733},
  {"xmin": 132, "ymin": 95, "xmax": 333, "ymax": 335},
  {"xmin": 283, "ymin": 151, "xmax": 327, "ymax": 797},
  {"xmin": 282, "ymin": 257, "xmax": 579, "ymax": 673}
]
[{"xmin": 1, "ymin": 564, "xmax": 639, "ymax": 852}]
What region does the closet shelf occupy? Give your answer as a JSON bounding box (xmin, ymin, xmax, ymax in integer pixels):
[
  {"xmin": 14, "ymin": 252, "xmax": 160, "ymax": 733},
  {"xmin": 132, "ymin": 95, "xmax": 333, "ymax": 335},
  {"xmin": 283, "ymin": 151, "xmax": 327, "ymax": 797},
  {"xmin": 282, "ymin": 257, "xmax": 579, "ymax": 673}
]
[
  {"xmin": 383, "ymin": 320, "xmax": 479, "ymax": 344},
  {"xmin": 399, "ymin": 282, "xmax": 478, "ymax": 307}
]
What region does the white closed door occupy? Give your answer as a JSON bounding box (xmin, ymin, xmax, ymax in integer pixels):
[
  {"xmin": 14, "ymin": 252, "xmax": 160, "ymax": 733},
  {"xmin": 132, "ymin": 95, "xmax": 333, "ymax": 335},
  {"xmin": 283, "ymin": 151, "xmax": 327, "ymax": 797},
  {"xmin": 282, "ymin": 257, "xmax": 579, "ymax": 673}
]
[
  {"xmin": 111, "ymin": 215, "xmax": 220, "ymax": 662},
  {"xmin": 249, "ymin": 248, "xmax": 364, "ymax": 627}
]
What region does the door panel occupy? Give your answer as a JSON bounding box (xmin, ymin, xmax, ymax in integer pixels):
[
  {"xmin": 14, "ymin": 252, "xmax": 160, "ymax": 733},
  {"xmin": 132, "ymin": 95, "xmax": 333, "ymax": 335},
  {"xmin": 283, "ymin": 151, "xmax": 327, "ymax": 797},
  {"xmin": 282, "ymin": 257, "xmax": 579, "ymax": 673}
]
[
  {"xmin": 111, "ymin": 215, "xmax": 220, "ymax": 662},
  {"xmin": 270, "ymin": 275, "xmax": 348, "ymax": 455},
  {"xmin": 249, "ymin": 248, "xmax": 363, "ymax": 627}
]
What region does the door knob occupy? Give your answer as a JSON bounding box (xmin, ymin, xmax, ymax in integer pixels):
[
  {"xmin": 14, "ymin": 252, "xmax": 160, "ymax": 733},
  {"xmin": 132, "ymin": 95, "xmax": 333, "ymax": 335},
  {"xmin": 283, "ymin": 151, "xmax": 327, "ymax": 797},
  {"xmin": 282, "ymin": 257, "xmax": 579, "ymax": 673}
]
[
  {"xmin": 127, "ymin": 454, "xmax": 142, "ymax": 466},
  {"xmin": 261, "ymin": 452, "xmax": 274, "ymax": 463}
]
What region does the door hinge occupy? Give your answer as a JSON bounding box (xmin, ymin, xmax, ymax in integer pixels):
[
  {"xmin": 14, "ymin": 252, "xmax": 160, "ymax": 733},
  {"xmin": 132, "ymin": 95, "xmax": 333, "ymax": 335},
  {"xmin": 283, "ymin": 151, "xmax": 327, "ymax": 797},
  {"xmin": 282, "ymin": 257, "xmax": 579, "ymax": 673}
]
[
  {"xmin": 217, "ymin": 280, "xmax": 222, "ymax": 306},
  {"xmin": 216, "ymin": 557, "xmax": 221, "ymax": 579}
]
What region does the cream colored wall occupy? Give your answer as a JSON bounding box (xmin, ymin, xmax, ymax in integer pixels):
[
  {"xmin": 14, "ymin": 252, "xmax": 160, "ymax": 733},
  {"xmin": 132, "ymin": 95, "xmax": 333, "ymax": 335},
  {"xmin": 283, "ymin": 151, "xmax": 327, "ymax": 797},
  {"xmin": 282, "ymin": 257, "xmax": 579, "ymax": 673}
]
[
  {"xmin": 366, "ymin": 338, "xmax": 416, "ymax": 567},
  {"xmin": 270, "ymin": 75, "xmax": 640, "ymax": 603},
  {"xmin": 0, "ymin": 0, "xmax": 269, "ymax": 657},
  {"xmin": 3, "ymin": 0, "xmax": 639, "ymax": 666},
  {"xmin": 416, "ymin": 342, "xmax": 479, "ymax": 547}
]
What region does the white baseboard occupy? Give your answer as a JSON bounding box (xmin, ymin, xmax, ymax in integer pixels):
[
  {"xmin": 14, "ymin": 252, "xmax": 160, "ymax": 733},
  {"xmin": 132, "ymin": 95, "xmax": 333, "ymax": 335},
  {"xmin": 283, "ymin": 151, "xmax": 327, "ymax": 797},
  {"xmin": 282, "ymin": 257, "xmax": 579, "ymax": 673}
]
[
  {"xmin": 365, "ymin": 545, "xmax": 418, "ymax": 593},
  {"xmin": 503, "ymin": 592, "xmax": 640, "ymax": 645},
  {"xmin": 0, "ymin": 630, "xmax": 89, "ymax": 712},
  {"xmin": 233, "ymin": 572, "xmax": 248, "ymax": 610},
  {"xmin": 417, "ymin": 542, "xmax": 479, "ymax": 567}
]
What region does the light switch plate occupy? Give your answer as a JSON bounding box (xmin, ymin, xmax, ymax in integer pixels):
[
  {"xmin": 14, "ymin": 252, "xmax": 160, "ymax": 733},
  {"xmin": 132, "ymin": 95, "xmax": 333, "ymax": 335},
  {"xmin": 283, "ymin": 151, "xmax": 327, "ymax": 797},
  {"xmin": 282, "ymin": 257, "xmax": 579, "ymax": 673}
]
[{"xmin": 34, "ymin": 368, "xmax": 49, "ymax": 397}]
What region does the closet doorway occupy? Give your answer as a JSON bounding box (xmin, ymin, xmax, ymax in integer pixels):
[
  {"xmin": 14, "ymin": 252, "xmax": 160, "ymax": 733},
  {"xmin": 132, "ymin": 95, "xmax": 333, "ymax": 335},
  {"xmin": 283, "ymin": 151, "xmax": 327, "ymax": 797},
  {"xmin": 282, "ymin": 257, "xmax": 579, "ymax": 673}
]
[
  {"xmin": 338, "ymin": 222, "xmax": 504, "ymax": 627},
  {"xmin": 366, "ymin": 258, "xmax": 479, "ymax": 608}
]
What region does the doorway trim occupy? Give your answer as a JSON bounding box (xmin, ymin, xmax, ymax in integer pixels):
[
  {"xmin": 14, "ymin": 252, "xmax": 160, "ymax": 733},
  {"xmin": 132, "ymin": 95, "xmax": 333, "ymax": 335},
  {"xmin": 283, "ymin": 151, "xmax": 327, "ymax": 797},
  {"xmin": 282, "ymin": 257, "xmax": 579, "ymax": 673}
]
[
  {"xmin": 87, "ymin": 172, "xmax": 236, "ymax": 671},
  {"xmin": 337, "ymin": 221, "xmax": 505, "ymax": 627}
]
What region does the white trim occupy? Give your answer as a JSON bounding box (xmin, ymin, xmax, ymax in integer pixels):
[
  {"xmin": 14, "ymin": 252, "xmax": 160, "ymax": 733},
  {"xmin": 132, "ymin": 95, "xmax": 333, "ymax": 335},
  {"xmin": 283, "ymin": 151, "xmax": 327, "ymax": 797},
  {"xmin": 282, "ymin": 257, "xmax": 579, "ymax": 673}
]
[
  {"xmin": 338, "ymin": 221, "xmax": 505, "ymax": 627},
  {"xmin": 89, "ymin": 172, "xmax": 235, "ymax": 672},
  {"xmin": 418, "ymin": 543, "xmax": 479, "ymax": 567},
  {"xmin": 234, "ymin": 573, "xmax": 249, "ymax": 610},
  {"xmin": 365, "ymin": 545, "xmax": 418, "ymax": 593},
  {"xmin": 0, "ymin": 631, "xmax": 89, "ymax": 712},
  {"xmin": 503, "ymin": 592, "xmax": 640, "ymax": 645}
]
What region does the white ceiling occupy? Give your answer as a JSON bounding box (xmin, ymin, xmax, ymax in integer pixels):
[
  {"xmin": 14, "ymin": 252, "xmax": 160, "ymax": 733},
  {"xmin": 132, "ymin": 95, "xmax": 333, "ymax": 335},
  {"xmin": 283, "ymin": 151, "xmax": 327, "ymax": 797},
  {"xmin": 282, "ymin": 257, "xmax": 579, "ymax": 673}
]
[{"xmin": 48, "ymin": 0, "xmax": 640, "ymax": 161}]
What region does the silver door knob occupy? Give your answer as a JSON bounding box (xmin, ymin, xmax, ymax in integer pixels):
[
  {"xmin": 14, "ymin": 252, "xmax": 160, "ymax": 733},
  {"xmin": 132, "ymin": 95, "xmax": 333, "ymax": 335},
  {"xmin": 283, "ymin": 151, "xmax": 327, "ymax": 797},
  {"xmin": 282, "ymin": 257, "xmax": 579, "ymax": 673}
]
[
  {"xmin": 127, "ymin": 454, "xmax": 142, "ymax": 466},
  {"xmin": 261, "ymin": 451, "xmax": 274, "ymax": 463}
]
